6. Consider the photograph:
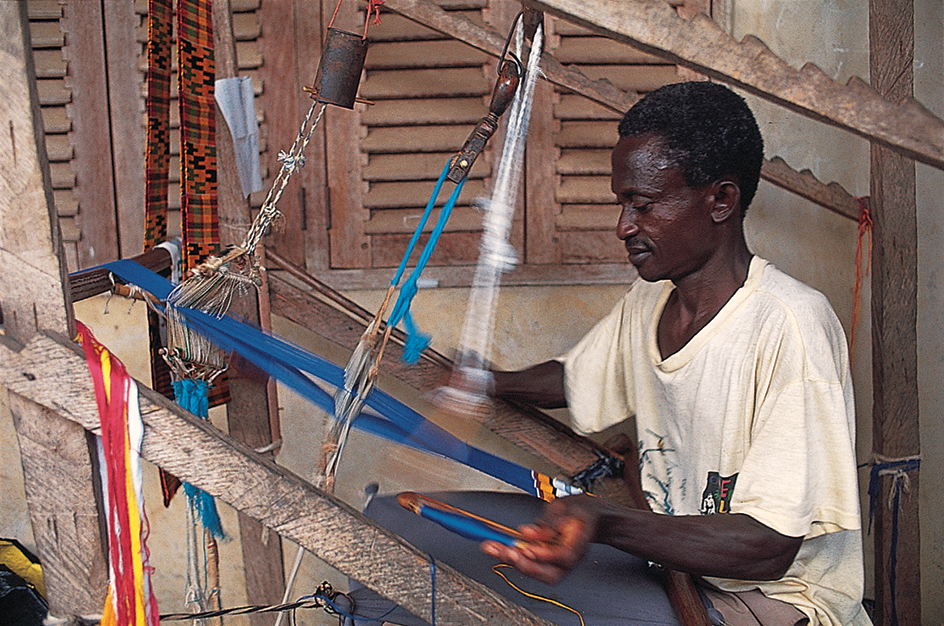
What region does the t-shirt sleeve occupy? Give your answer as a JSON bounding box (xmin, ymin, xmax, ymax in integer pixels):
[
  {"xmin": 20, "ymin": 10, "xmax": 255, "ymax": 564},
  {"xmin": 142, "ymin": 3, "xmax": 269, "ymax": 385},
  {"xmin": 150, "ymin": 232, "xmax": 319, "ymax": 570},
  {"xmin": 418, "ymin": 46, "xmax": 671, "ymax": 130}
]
[
  {"xmin": 728, "ymin": 302, "xmax": 861, "ymax": 538},
  {"xmin": 556, "ymin": 292, "xmax": 636, "ymax": 435}
]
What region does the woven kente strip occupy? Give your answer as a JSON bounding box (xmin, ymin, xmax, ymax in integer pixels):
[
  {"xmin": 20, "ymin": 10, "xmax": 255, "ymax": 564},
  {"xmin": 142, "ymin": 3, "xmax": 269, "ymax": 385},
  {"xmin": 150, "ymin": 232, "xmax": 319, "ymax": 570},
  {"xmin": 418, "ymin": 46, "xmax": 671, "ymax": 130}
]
[
  {"xmin": 144, "ymin": 0, "xmax": 175, "ymax": 466},
  {"xmin": 177, "ymin": 0, "xmax": 218, "ymax": 270},
  {"xmin": 143, "ymin": 0, "xmax": 173, "ymax": 251}
]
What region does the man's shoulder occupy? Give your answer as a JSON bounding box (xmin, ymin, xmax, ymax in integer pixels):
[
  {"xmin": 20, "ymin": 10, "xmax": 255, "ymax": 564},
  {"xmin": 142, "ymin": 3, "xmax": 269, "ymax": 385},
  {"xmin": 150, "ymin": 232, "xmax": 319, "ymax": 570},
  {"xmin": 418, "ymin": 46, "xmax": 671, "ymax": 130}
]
[{"xmin": 752, "ymin": 259, "xmax": 837, "ymax": 318}]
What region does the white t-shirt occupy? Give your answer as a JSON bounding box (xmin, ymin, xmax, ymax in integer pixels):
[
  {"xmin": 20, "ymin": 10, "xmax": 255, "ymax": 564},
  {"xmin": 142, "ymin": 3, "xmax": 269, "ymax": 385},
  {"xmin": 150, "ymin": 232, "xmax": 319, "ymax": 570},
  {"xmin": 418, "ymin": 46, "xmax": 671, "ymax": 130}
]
[{"xmin": 558, "ymin": 257, "xmax": 870, "ymax": 626}]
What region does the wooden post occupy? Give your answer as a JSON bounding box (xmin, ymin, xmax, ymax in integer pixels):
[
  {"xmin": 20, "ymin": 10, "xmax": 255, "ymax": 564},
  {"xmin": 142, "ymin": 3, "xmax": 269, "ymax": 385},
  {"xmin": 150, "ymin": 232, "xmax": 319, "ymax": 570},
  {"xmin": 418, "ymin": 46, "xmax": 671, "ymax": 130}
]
[
  {"xmin": 60, "ymin": 0, "xmax": 120, "ymax": 269},
  {"xmin": 0, "ymin": 1, "xmax": 108, "ymax": 616},
  {"xmin": 869, "ymin": 0, "xmax": 921, "ymax": 623},
  {"xmin": 213, "ymin": 1, "xmax": 286, "ymax": 621}
]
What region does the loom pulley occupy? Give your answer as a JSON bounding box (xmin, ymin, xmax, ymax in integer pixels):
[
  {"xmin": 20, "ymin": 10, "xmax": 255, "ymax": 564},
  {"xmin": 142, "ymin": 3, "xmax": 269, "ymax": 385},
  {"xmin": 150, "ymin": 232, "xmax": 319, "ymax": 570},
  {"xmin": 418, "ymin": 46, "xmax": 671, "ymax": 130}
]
[{"xmin": 303, "ymin": 27, "xmax": 370, "ymax": 109}]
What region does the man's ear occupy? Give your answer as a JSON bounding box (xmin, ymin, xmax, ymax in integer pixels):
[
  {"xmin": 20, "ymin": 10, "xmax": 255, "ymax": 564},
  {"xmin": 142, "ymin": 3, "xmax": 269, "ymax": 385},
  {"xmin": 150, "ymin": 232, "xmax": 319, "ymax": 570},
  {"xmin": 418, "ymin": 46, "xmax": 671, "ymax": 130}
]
[{"xmin": 709, "ymin": 179, "xmax": 742, "ymax": 224}]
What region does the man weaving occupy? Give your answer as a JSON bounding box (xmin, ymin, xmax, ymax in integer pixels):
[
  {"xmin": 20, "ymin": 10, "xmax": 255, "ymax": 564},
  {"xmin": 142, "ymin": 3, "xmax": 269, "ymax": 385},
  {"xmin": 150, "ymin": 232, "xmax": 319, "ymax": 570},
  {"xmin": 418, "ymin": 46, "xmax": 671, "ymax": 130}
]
[{"xmin": 482, "ymin": 82, "xmax": 870, "ymax": 626}]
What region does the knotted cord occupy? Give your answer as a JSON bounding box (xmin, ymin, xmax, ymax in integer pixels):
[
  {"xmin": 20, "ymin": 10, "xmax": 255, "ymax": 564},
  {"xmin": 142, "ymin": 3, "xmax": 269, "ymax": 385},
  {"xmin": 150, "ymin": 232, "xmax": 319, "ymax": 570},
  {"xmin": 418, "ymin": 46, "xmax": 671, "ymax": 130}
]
[{"xmin": 867, "ymin": 453, "xmax": 921, "ymax": 626}]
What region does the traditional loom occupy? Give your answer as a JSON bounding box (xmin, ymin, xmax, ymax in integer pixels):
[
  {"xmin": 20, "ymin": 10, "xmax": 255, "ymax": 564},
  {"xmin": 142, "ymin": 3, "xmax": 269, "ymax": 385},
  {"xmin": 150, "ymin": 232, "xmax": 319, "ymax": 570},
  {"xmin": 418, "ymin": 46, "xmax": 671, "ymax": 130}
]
[{"xmin": 4, "ymin": 0, "xmax": 943, "ymax": 623}]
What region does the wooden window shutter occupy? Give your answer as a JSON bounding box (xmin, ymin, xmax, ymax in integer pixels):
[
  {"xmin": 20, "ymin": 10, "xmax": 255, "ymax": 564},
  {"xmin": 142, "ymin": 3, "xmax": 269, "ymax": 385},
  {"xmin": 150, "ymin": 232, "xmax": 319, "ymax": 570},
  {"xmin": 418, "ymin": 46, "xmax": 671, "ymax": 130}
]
[
  {"xmin": 327, "ymin": 0, "xmax": 510, "ymax": 276},
  {"xmin": 526, "ymin": 11, "xmax": 685, "ymax": 273}
]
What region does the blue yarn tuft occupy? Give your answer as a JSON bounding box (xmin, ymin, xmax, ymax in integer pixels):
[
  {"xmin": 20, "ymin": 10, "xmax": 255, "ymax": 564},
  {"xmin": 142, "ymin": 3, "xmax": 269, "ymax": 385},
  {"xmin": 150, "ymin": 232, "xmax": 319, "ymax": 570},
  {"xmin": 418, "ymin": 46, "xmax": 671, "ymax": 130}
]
[
  {"xmin": 403, "ymin": 331, "xmax": 431, "ymax": 365},
  {"xmin": 184, "ymin": 482, "xmax": 226, "ymax": 539}
]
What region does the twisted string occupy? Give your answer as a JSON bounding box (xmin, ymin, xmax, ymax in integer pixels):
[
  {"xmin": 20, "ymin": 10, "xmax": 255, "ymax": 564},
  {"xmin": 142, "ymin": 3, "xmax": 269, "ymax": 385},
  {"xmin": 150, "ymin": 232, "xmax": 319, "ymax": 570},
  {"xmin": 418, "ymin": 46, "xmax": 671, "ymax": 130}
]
[
  {"xmin": 849, "ymin": 196, "xmax": 872, "ymax": 363},
  {"xmin": 867, "ymin": 453, "xmax": 920, "ymax": 626}
]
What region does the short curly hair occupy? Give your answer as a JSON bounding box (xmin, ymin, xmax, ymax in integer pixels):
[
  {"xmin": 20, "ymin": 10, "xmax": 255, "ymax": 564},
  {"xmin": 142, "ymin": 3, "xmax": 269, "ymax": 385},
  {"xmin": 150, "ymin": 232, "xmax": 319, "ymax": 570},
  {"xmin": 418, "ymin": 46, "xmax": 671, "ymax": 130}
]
[{"xmin": 618, "ymin": 81, "xmax": 764, "ymax": 213}]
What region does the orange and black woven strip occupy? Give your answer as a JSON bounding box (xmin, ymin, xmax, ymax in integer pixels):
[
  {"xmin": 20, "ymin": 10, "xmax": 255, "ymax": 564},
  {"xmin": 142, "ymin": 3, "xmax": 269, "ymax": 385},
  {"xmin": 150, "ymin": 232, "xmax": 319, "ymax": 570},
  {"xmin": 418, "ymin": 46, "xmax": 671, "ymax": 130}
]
[
  {"xmin": 143, "ymin": 0, "xmax": 172, "ymax": 251},
  {"xmin": 177, "ymin": 0, "xmax": 219, "ymax": 270}
]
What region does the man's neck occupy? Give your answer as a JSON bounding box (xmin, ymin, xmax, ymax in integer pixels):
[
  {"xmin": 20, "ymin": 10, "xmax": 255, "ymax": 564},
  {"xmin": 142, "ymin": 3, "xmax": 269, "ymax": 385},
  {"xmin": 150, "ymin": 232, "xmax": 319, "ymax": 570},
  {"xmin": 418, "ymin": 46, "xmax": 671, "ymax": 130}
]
[{"xmin": 658, "ymin": 243, "xmax": 753, "ymax": 359}]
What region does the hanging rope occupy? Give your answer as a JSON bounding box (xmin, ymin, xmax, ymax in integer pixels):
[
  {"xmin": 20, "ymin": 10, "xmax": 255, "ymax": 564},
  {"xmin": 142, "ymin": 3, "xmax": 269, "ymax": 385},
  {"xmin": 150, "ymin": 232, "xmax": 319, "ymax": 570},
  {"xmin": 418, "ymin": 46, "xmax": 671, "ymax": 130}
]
[
  {"xmin": 867, "ymin": 453, "xmax": 920, "ymax": 626},
  {"xmin": 849, "ymin": 196, "xmax": 872, "ymax": 364}
]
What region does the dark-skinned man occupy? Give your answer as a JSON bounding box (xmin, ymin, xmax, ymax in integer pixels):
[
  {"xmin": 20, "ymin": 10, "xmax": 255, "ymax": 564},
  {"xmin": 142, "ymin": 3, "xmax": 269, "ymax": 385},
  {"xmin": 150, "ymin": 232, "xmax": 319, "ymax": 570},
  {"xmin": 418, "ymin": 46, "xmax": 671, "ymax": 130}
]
[{"xmin": 482, "ymin": 82, "xmax": 869, "ymax": 626}]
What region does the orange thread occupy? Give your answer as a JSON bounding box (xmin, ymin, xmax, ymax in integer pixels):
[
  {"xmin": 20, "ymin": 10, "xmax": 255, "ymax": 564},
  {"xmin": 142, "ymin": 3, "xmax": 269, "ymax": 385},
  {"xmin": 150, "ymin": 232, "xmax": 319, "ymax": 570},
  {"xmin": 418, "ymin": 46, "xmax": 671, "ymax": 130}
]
[
  {"xmin": 850, "ymin": 197, "xmax": 872, "ymax": 365},
  {"xmin": 491, "ymin": 564, "xmax": 585, "ymax": 626},
  {"xmin": 327, "ymin": 0, "xmax": 343, "ymax": 29},
  {"xmin": 363, "ymin": 0, "xmax": 384, "ymax": 38}
]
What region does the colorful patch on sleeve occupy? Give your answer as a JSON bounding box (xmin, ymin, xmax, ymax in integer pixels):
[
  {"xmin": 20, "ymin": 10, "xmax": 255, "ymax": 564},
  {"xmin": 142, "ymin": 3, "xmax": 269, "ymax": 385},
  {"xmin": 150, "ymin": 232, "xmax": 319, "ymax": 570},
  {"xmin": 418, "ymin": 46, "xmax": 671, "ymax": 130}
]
[{"xmin": 700, "ymin": 472, "xmax": 738, "ymax": 515}]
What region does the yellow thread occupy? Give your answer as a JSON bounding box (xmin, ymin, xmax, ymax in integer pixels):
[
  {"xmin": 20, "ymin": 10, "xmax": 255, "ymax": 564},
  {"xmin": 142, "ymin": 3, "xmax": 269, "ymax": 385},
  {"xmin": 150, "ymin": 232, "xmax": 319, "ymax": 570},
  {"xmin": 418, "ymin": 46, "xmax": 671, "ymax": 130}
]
[{"xmin": 491, "ymin": 564, "xmax": 585, "ymax": 626}]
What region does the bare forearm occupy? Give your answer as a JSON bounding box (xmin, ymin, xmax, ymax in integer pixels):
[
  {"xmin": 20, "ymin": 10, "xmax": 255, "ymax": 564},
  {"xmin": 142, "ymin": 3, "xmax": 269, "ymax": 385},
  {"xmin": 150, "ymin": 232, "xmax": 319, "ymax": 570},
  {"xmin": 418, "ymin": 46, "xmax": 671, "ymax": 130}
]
[
  {"xmin": 491, "ymin": 360, "xmax": 567, "ymax": 408},
  {"xmin": 593, "ymin": 503, "xmax": 802, "ymax": 581}
]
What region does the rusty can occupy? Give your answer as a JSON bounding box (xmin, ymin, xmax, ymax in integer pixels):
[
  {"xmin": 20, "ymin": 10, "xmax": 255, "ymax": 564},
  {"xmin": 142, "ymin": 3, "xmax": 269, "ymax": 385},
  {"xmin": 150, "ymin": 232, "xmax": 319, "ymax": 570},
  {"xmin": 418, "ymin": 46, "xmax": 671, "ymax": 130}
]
[{"xmin": 307, "ymin": 28, "xmax": 368, "ymax": 109}]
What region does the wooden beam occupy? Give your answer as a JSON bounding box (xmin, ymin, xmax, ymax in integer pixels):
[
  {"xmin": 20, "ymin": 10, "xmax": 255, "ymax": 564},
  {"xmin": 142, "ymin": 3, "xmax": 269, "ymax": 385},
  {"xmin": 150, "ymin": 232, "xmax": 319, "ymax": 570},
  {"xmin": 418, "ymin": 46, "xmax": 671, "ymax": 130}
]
[
  {"xmin": 519, "ymin": 0, "xmax": 944, "ymax": 171},
  {"xmin": 381, "ymin": 0, "xmax": 862, "ymax": 224},
  {"xmin": 102, "ymin": 0, "xmax": 146, "ymax": 258},
  {"xmin": 61, "ymin": 0, "xmax": 121, "ymax": 269},
  {"xmin": 0, "ymin": 331, "xmax": 556, "ymax": 626},
  {"xmin": 213, "ymin": 0, "xmax": 286, "ymax": 620},
  {"xmin": 869, "ymin": 0, "xmax": 920, "ymax": 622},
  {"xmin": 0, "ymin": 1, "xmax": 107, "ymax": 615}
]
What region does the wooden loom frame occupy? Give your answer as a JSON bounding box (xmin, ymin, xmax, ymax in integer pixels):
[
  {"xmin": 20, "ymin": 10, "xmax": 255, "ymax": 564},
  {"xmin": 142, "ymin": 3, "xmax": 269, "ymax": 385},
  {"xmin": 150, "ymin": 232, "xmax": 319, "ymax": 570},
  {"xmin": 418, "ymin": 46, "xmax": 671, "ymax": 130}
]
[{"xmin": 0, "ymin": 0, "xmax": 932, "ymax": 623}]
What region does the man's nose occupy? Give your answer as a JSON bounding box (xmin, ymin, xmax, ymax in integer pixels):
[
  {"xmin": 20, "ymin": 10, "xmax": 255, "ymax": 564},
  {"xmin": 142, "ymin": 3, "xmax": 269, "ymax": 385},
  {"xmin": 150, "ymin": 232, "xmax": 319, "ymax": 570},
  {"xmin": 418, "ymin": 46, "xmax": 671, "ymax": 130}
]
[{"xmin": 616, "ymin": 206, "xmax": 638, "ymax": 240}]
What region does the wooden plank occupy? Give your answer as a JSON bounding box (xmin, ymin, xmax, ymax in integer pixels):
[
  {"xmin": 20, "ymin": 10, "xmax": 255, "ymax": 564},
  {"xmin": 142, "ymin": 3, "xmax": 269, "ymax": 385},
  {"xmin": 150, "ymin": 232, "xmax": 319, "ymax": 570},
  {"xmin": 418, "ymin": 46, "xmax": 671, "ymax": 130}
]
[
  {"xmin": 0, "ymin": 2, "xmax": 106, "ymax": 617},
  {"xmin": 61, "ymin": 0, "xmax": 120, "ymax": 269},
  {"xmin": 364, "ymin": 206, "xmax": 488, "ymax": 233},
  {"xmin": 313, "ymin": 259, "xmax": 636, "ymax": 289},
  {"xmin": 324, "ymin": 0, "xmax": 370, "ymax": 269},
  {"xmin": 554, "ymin": 94, "xmax": 621, "ymax": 121},
  {"xmin": 370, "ymin": 230, "xmax": 492, "ymax": 266},
  {"xmin": 31, "ymin": 48, "xmax": 67, "ymax": 78},
  {"xmin": 556, "ymin": 175, "xmax": 611, "ymax": 204},
  {"xmin": 28, "ymin": 0, "xmax": 64, "ymax": 20},
  {"xmin": 36, "ymin": 78, "xmax": 71, "ymax": 106},
  {"xmin": 0, "ymin": 1, "xmax": 73, "ymax": 339},
  {"xmin": 41, "ymin": 105, "xmax": 72, "ymax": 133},
  {"xmin": 364, "ymin": 151, "xmax": 490, "ymax": 181},
  {"xmin": 365, "ymin": 39, "xmax": 489, "ymax": 69},
  {"xmin": 232, "ymin": 11, "xmax": 261, "ymax": 40},
  {"xmin": 0, "ymin": 331, "xmax": 556, "ymax": 626},
  {"xmin": 362, "ymin": 125, "xmax": 473, "ymax": 153},
  {"xmin": 236, "ymin": 39, "xmax": 262, "ymax": 69},
  {"xmin": 103, "ymin": 0, "xmax": 145, "ymax": 257},
  {"xmin": 54, "ymin": 189, "xmax": 79, "ymax": 216},
  {"xmin": 364, "ymin": 178, "xmax": 487, "ymax": 209},
  {"xmin": 577, "ymin": 64, "xmax": 680, "ymax": 94},
  {"xmin": 363, "ymin": 12, "xmax": 462, "ymax": 42},
  {"xmin": 44, "ymin": 134, "xmax": 73, "ymax": 161},
  {"xmin": 29, "ymin": 19, "xmax": 64, "ymax": 48},
  {"xmin": 360, "ymin": 67, "xmax": 491, "ymax": 99},
  {"xmin": 48, "ymin": 161, "xmax": 76, "ymax": 188},
  {"xmin": 761, "ymin": 157, "xmax": 858, "ymax": 222},
  {"xmin": 557, "ymin": 120, "xmax": 618, "ymax": 148},
  {"xmin": 522, "ymin": 0, "xmax": 944, "ymax": 171},
  {"xmin": 257, "ymin": 0, "xmax": 327, "ymax": 269},
  {"xmin": 383, "ymin": 0, "xmax": 640, "ymax": 113},
  {"xmin": 869, "ymin": 0, "xmax": 920, "ymax": 623},
  {"xmin": 213, "ymin": 1, "xmax": 286, "ymax": 619},
  {"xmin": 555, "ymin": 35, "xmax": 666, "ymax": 65},
  {"xmin": 558, "ymin": 148, "xmax": 610, "ymax": 175},
  {"xmin": 361, "ymin": 97, "xmax": 486, "ymax": 127},
  {"xmin": 525, "ymin": 76, "xmax": 562, "ymax": 265}
]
